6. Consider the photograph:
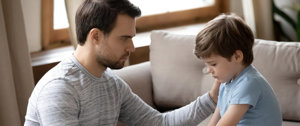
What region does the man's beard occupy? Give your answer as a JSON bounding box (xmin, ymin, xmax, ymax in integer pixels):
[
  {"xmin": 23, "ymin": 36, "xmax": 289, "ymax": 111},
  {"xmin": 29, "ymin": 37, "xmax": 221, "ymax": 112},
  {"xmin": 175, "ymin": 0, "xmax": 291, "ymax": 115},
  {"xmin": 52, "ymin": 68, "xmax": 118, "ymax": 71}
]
[{"xmin": 96, "ymin": 53, "xmax": 129, "ymax": 69}]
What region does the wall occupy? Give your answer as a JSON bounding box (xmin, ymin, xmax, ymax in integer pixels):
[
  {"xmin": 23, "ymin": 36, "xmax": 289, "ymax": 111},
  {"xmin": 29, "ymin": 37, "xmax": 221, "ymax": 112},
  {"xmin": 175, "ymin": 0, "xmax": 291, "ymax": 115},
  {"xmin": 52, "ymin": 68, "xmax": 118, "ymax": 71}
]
[
  {"xmin": 21, "ymin": 0, "xmax": 41, "ymax": 53},
  {"xmin": 230, "ymin": 0, "xmax": 244, "ymax": 18}
]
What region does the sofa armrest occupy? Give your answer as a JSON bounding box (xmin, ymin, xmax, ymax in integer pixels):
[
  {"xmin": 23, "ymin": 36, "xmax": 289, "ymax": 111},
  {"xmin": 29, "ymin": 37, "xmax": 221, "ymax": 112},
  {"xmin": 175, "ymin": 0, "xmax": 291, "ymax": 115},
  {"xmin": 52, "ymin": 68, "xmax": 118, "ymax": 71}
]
[{"xmin": 113, "ymin": 61, "xmax": 155, "ymax": 108}]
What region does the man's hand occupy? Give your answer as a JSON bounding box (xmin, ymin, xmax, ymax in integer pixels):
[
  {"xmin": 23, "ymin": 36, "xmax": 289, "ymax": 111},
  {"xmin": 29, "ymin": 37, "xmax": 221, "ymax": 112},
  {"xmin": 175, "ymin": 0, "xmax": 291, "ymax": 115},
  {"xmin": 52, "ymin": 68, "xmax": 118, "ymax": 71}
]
[{"xmin": 209, "ymin": 79, "xmax": 221, "ymax": 104}]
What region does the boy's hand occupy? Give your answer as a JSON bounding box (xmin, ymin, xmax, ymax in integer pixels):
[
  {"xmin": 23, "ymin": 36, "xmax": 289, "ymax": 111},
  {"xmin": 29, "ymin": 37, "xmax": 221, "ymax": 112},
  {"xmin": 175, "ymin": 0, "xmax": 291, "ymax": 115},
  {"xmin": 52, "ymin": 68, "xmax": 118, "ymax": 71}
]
[{"xmin": 209, "ymin": 79, "xmax": 221, "ymax": 104}]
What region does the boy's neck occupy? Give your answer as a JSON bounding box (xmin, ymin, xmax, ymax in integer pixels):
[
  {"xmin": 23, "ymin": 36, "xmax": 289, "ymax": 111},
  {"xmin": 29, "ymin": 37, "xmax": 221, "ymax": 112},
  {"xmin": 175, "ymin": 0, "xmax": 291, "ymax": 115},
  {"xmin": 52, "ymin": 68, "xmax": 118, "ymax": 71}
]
[{"xmin": 232, "ymin": 64, "xmax": 248, "ymax": 81}]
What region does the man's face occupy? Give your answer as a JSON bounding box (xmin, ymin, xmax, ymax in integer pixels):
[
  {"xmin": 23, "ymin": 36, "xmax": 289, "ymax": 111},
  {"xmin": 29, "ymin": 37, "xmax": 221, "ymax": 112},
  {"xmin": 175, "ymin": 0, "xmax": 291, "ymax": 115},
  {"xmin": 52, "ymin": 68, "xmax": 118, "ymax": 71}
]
[
  {"xmin": 96, "ymin": 14, "xmax": 136, "ymax": 69},
  {"xmin": 203, "ymin": 54, "xmax": 239, "ymax": 83}
]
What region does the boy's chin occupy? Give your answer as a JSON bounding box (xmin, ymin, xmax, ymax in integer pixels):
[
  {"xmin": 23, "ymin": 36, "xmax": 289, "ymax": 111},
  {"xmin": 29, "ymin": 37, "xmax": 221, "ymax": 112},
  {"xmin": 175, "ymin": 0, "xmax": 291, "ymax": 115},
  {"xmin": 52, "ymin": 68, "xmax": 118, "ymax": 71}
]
[{"xmin": 217, "ymin": 79, "xmax": 226, "ymax": 83}]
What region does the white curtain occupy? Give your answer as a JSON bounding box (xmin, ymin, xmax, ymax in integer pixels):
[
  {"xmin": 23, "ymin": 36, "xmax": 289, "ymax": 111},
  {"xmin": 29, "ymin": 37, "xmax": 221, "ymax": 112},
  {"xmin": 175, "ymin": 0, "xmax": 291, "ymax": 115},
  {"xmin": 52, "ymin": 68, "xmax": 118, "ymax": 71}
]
[
  {"xmin": 65, "ymin": 0, "xmax": 84, "ymax": 49},
  {"xmin": 242, "ymin": 0, "xmax": 274, "ymax": 40},
  {"xmin": 0, "ymin": 0, "xmax": 35, "ymax": 125}
]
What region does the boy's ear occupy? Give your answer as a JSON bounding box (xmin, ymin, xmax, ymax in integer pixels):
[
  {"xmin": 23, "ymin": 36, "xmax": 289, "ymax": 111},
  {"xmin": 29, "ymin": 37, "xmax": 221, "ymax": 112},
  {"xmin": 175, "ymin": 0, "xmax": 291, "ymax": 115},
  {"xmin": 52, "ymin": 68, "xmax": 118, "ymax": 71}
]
[{"xmin": 234, "ymin": 50, "xmax": 244, "ymax": 62}]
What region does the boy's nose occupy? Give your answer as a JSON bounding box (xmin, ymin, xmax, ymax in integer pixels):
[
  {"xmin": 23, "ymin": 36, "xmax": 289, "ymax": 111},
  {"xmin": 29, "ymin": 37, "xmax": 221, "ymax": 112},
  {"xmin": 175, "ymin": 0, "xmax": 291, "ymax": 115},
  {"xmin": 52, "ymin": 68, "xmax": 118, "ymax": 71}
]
[{"xmin": 207, "ymin": 67, "xmax": 214, "ymax": 73}]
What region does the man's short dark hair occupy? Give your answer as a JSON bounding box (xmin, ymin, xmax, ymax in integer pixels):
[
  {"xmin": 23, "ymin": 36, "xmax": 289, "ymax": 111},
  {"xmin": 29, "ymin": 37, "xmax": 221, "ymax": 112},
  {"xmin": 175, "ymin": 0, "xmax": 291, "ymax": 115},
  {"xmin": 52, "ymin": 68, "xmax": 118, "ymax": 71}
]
[{"xmin": 75, "ymin": 0, "xmax": 141, "ymax": 45}]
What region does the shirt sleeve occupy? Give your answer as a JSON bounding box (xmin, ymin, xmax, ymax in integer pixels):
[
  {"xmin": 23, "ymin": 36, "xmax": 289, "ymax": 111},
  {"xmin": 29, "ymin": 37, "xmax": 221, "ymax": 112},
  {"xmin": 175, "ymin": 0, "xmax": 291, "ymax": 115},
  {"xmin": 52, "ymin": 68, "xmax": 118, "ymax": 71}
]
[
  {"xmin": 230, "ymin": 78, "xmax": 261, "ymax": 108},
  {"xmin": 117, "ymin": 77, "xmax": 216, "ymax": 126},
  {"xmin": 162, "ymin": 93, "xmax": 216, "ymax": 125},
  {"xmin": 36, "ymin": 79, "xmax": 80, "ymax": 126}
]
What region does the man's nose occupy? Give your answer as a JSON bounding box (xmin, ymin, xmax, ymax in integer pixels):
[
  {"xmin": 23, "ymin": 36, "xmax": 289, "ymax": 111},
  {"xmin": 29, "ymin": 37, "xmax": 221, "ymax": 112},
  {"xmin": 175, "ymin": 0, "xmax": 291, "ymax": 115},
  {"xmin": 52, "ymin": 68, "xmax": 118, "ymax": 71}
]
[{"xmin": 127, "ymin": 39, "xmax": 135, "ymax": 53}]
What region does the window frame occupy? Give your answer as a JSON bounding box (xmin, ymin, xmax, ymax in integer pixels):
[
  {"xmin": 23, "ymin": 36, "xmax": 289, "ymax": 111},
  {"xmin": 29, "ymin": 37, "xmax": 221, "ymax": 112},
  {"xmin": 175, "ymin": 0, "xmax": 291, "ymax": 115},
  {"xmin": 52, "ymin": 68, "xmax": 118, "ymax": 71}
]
[
  {"xmin": 42, "ymin": 0, "xmax": 70, "ymax": 50},
  {"xmin": 136, "ymin": 0, "xmax": 229, "ymax": 32},
  {"xmin": 42, "ymin": 0, "xmax": 229, "ymax": 49}
]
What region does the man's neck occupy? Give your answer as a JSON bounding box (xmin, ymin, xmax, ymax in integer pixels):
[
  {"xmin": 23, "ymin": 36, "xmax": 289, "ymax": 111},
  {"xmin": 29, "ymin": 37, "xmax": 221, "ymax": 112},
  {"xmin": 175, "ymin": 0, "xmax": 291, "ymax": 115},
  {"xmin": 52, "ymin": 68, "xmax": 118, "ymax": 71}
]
[{"xmin": 74, "ymin": 45, "xmax": 106, "ymax": 78}]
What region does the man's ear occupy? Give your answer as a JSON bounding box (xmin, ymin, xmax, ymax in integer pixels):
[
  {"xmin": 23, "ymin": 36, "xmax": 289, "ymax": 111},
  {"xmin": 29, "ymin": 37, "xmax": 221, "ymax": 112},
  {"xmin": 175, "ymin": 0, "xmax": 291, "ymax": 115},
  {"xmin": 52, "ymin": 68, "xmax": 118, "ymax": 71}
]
[
  {"xmin": 89, "ymin": 28, "xmax": 104, "ymax": 44},
  {"xmin": 234, "ymin": 50, "xmax": 244, "ymax": 63}
]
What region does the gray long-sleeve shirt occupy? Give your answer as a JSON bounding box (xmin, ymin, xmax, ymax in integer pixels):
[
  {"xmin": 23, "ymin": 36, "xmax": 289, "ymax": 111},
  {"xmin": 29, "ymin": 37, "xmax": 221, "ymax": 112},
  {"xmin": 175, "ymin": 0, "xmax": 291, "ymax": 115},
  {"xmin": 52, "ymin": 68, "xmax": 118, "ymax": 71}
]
[{"xmin": 25, "ymin": 55, "xmax": 216, "ymax": 126}]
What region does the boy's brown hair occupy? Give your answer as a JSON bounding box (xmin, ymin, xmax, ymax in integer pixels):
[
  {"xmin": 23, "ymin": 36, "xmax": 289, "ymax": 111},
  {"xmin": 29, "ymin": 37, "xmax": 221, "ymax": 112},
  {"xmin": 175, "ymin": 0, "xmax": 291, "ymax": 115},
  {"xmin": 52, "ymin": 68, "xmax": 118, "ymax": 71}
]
[{"xmin": 194, "ymin": 13, "xmax": 254, "ymax": 66}]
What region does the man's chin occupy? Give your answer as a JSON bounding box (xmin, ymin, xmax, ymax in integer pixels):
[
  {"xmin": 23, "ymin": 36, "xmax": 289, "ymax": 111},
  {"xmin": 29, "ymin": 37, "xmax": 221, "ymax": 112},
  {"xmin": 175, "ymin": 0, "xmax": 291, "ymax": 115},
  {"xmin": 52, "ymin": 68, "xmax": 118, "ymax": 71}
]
[
  {"xmin": 108, "ymin": 62, "xmax": 125, "ymax": 69},
  {"xmin": 110, "ymin": 66, "xmax": 123, "ymax": 70}
]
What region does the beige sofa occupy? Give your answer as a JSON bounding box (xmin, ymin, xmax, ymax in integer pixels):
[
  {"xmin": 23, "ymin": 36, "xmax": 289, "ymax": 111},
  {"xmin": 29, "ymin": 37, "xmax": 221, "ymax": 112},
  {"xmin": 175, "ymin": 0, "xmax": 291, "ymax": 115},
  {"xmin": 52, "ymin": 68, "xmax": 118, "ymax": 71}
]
[{"xmin": 114, "ymin": 31, "xmax": 300, "ymax": 126}]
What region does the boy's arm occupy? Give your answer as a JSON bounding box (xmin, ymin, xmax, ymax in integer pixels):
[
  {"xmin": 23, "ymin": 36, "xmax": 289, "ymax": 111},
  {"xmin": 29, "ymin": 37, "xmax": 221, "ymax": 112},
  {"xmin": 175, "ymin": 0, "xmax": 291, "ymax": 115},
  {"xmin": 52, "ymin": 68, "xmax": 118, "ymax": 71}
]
[
  {"xmin": 208, "ymin": 106, "xmax": 221, "ymax": 126},
  {"xmin": 217, "ymin": 104, "xmax": 250, "ymax": 126}
]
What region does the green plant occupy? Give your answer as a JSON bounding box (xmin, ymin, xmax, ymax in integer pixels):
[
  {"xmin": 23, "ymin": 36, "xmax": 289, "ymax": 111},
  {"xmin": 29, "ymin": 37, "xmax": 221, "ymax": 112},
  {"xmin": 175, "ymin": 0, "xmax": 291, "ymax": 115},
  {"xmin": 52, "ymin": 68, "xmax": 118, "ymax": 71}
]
[{"xmin": 272, "ymin": 0, "xmax": 300, "ymax": 41}]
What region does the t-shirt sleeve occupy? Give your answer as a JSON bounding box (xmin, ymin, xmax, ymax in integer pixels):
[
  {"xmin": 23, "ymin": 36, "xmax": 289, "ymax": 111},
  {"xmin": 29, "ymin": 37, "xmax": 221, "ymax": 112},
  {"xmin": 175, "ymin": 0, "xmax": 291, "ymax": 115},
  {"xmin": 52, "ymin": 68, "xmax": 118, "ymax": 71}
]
[
  {"xmin": 36, "ymin": 79, "xmax": 80, "ymax": 126},
  {"xmin": 117, "ymin": 76, "xmax": 216, "ymax": 125},
  {"xmin": 230, "ymin": 78, "xmax": 261, "ymax": 108},
  {"xmin": 117, "ymin": 77, "xmax": 162, "ymax": 125}
]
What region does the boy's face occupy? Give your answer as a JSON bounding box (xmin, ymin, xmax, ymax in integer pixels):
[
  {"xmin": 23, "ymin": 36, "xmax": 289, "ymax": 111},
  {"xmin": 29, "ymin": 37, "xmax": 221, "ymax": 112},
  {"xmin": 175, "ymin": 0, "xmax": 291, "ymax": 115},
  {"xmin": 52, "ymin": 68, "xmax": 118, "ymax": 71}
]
[{"xmin": 203, "ymin": 53, "xmax": 241, "ymax": 83}]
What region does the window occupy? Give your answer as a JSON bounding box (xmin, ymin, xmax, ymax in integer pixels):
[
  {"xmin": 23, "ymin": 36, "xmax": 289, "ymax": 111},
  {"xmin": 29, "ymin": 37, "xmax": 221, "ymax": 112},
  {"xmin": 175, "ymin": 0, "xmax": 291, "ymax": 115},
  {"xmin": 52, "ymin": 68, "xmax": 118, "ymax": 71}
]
[
  {"xmin": 134, "ymin": 0, "xmax": 229, "ymax": 32},
  {"xmin": 53, "ymin": 0, "xmax": 69, "ymax": 29},
  {"xmin": 42, "ymin": 0, "xmax": 70, "ymax": 50},
  {"xmin": 130, "ymin": 0, "xmax": 215, "ymax": 16},
  {"xmin": 42, "ymin": 0, "xmax": 229, "ymax": 49}
]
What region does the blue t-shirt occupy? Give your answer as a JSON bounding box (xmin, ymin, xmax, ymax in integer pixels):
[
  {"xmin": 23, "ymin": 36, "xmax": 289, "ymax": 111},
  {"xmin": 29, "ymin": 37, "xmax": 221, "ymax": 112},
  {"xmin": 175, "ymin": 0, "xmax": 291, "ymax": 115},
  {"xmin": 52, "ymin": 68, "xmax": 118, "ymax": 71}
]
[{"xmin": 218, "ymin": 65, "xmax": 282, "ymax": 126}]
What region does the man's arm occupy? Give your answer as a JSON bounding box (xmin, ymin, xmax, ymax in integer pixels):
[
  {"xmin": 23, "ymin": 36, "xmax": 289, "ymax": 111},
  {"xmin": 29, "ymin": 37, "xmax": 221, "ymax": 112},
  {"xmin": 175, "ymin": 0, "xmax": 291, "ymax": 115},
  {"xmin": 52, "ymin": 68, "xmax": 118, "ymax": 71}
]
[
  {"xmin": 162, "ymin": 93, "xmax": 217, "ymax": 125},
  {"xmin": 37, "ymin": 80, "xmax": 80, "ymax": 126},
  {"xmin": 217, "ymin": 104, "xmax": 250, "ymax": 126},
  {"xmin": 118, "ymin": 78, "xmax": 217, "ymax": 126},
  {"xmin": 209, "ymin": 79, "xmax": 221, "ymax": 104}
]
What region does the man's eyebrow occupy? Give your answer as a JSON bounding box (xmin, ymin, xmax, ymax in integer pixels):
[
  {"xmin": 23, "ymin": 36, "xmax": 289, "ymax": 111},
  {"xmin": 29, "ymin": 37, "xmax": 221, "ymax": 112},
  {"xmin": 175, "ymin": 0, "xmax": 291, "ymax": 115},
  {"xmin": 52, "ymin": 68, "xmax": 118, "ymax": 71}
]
[{"xmin": 121, "ymin": 35, "xmax": 135, "ymax": 38}]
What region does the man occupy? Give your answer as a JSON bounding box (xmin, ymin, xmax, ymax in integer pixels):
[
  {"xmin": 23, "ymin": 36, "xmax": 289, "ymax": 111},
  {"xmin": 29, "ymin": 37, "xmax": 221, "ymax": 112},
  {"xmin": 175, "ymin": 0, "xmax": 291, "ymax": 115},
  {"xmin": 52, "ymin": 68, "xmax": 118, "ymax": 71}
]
[{"xmin": 25, "ymin": 0, "xmax": 220, "ymax": 125}]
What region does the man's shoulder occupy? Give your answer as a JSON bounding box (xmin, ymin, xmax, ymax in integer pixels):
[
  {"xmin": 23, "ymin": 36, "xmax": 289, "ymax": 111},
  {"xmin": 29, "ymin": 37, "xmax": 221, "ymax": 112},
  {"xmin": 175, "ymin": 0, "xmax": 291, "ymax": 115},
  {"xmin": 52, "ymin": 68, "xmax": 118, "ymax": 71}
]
[{"xmin": 35, "ymin": 57, "xmax": 81, "ymax": 91}]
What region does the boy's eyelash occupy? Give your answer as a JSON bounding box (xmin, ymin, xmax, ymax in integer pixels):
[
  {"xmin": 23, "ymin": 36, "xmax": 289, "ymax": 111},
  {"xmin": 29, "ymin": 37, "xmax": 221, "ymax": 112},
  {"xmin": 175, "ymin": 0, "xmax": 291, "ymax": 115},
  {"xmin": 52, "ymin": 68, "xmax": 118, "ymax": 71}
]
[{"xmin": 205, "ymin": 62, "xmax": 216, "ymax": 66}]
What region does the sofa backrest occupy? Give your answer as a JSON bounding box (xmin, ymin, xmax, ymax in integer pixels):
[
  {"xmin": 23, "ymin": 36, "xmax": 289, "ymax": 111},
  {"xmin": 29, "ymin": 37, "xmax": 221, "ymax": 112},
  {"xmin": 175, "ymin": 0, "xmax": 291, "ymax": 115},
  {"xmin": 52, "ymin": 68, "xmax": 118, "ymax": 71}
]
[
  {"xmin": 150, "ymin": 31, "xmax": 215, "ymax": 111},
  {"xmin": 252, "ymin": 39, "xmax": 300, "ymax": 121},
  {"xmin": 150, "ymin": 31, "xmax": 300, "ymax": 121}
]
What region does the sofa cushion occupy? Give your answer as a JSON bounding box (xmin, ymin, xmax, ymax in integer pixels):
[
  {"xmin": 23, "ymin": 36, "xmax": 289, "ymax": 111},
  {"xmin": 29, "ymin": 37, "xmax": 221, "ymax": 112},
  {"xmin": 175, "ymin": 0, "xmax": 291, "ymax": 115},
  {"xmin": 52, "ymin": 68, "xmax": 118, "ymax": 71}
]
[
  {"xmin": 252, "ymin": 39, "xmax": 300, "ymax": 121},
  {"xmin": 150, "ymin": 31, "xmax": 214, "ymax": 110},
  {"xmin": 113, "ymin": 62, "xmax": 155, "ymax": 108}
]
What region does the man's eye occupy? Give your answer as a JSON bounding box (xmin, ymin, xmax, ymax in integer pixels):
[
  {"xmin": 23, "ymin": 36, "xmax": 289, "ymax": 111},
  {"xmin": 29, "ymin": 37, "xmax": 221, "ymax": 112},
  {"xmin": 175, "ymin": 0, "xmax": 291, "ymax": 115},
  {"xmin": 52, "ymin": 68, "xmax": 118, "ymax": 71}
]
[{"xmin": 211, "ymin": 64, "xmax": 216, "ymax": 66}]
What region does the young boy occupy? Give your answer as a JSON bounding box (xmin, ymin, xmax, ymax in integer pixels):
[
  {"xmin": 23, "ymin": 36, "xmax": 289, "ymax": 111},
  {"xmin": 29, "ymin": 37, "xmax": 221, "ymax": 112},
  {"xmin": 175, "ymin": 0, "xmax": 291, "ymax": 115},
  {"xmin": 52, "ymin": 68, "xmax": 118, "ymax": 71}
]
[{"xmin": 194, "ymin": 13, "xmax": 282, "ymax": 126}]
